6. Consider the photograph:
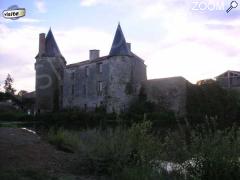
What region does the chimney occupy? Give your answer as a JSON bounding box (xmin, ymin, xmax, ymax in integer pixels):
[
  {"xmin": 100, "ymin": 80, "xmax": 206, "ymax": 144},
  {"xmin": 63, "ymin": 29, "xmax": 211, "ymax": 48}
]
[
  {"xmin": 127, "ymin": 42, "xmax": 131, "ymax": 52},
  {"xmin": 89, "ymin": 49, "xmax": 100, "ymax": 60},
  {"xmin": 38, "ymin": 33, "xmax": 46, "ymax": 56}
]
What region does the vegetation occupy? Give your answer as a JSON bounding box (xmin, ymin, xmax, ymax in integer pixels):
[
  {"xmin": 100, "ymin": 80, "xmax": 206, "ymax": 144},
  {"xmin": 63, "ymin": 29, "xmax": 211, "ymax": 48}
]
[
  {"xmin": 3, "ymin": 74, "xmax": 16, "ymax": 95},
  {"xmin": 0, "ymin": 111, "xmax": 32, "ymax": 122},
  {"xmin": 46, "ymin": 119, "xmax": 240, "ymax": 179},
  {"xmin": 2, "ymin": 78, "xmax": 240, "ymax": 179},
  {"xmin": 0, "ymin": 169, "xmax": 55, "ymax": 180},
  {"xmin": 48, "ymin": 128, "xmax": 81, "ymax": 152},
  {"xmin": 186, "ymin": 82, "xmax": 240, "ymax": 127}
]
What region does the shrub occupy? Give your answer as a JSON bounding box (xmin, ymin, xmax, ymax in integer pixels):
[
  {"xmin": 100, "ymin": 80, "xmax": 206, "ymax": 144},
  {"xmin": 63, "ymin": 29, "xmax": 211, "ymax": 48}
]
[
  {"xmin": 184, "ymin": 127, "xmax": 240, "ymax": 180},
  {"xmin": 0, "ymin": 169, "xmax": 54, "ymax": 180},
  {"xmin": 0, "ymin": 111, "xmax": 31, "ymax": 121},
  {"xmin": 47, "ymin": 121, "xmax": 162, "ymax": 176},
  {"xmin": 159, "ymin": 122, "xmax": 240, "ymax": 180},
  {"xmin": 48, "ymin": 128, "xmax": 81, "ymax": 153},
  {"xmin": 114, "ymin": 166, "xmax": 164, "ymax": 180},
  {"xmin": 186, "ymin": 82, "xmax": 240, "ymax": 127}
]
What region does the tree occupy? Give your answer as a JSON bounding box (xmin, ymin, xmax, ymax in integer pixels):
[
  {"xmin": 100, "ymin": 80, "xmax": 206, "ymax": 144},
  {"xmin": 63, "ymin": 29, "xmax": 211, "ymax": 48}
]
[
  {"xmin": 4, "ymin": 74, "xmax": 16, "ymax": 95},
  {"xmin": 18, "ymin": 90, "xmax": 28, "ymax": 97}
]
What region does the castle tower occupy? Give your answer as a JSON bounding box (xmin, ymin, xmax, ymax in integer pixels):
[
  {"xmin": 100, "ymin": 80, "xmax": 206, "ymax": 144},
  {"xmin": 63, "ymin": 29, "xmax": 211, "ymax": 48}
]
[
  {"xmin": 106, "ymin": 23, "xmax": 147, "ymax": 112},
  {"xmin": 35, "ymin": 28, "xmax": 66, "ymax": 113}
]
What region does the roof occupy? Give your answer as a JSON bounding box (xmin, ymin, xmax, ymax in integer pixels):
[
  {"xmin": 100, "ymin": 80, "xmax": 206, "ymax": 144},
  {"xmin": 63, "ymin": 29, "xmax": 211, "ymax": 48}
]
[
  {"xmin": 216, "ymin": 70, "xmax": 240, "ymax": 78},
  {"xmin": 109, "ymin": 24, "xmax": 131, "ymax": 56},
  {"xmin": 67, "ymin": 56, "xmax": 109, "ymax": 68},
  {"xmin": 45, "ymin": 29, "xmax": 63, "ymax": 57},
  {"xmin": 146, "ymin": 76, "xmax": 188, "ymax": 82},
  {"xmin": 22, "ymin": 91, "xmax": 36, "ymax": 99}
]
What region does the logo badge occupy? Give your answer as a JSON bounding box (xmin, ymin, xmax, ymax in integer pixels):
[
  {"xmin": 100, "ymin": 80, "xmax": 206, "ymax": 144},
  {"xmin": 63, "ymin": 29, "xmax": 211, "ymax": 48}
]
[{"xmin": 2, "ymin": 5, "xmax": 26, "ymax": 20}]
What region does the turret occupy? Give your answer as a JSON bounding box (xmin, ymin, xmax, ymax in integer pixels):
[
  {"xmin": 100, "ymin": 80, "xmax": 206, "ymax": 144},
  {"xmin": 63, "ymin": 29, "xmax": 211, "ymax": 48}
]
[
  {"xmin": 35, "ymin": 28, "xmax": 66, "ymax": 113},
  {"xmin": 109, "ymin": 23, "xmax": 132, "ymax": 56}
]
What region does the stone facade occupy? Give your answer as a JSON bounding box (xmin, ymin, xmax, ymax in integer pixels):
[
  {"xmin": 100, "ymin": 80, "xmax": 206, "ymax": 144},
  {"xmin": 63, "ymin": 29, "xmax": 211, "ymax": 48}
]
[
  {"xmin": 35, "ymin": 30, "xmax": 66, "ymax": 113},
  {"xmin": 35, "ymin": 24, "xmax": 147, "ymax": 113},
  {"xmin": 35, "ymin": 24, "xmax": 188, "ymax": 115},
  {"xmin": 142, "ymin": 77, "xmax": 189, "ymax": 116},
  {"xmin": 216, "ymin": 70, "xmax": 240, "ymax": 89}
]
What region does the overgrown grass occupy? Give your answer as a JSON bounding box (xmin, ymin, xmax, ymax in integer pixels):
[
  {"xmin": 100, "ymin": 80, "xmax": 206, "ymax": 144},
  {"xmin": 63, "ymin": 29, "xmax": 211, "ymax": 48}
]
[
  {"xmin": 48, "ymin": 121, "xmax": 163, "ymax": 178},
  {"xmin": 0, "ymin": 169, "xmax": 56, "ymax": 180},
  {"xmin": 48, "ymin": 128, "xmax": 81, "ymax": 153},
  {"xmin": 47, "ymin": 121, "xmax": 240, "ymax": 179},
  {"xmin": 0, "ymin": 111, "xmax": 33, "ymax": 121}
]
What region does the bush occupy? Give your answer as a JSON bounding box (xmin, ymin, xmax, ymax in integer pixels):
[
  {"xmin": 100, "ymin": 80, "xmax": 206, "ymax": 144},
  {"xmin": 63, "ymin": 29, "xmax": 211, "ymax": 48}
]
[
  {"xmin": 48, "ymin": 128, "xmax": 81, "ymax": 153},
  {"xmin": 0, "ymin": 169, "xmax": 54, "ymax": 180},
  {"xmin": 114, "ymin": 166, "xmax": 164, "ymax": 180},
  {"xmin": 184, "ymin": 127, "xmax": 240, "ymax": 180},
  {"xmin": 0, "ymin": 111, "xmax": 32, "ymax": 121},
  {"xmin": 47, "ymin": 121, "xmax": 162, "ymax": 176},
  {"xmin": 186, "ymin": 82, "xmax": 240, "ymax": 127},
  {"xmin": 159, "ymin": 122, "xmax": 240, "ymax": 180}
]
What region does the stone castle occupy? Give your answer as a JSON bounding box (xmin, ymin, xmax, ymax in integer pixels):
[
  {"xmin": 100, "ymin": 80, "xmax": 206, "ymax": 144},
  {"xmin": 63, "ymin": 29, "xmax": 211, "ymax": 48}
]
[{"xmin": 35, "ymin": 24, "xmax": 188, "ymax": 115}]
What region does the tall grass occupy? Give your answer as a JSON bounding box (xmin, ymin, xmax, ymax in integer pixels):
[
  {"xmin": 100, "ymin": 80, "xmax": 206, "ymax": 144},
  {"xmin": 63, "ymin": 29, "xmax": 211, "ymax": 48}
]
[
  {"xmin": 47, "ymin": 121, "xmax": 240, "ymax": 179},
  {"xmin": 48, "ymin": 128, "xmax": 81, "ymax": 152}
]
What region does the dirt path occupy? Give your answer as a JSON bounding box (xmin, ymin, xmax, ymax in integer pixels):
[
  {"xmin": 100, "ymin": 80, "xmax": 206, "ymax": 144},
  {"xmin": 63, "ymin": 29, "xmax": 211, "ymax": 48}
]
[{"xmin": 0, "ymin": 128, "xmax": 95, "ymax": 179}]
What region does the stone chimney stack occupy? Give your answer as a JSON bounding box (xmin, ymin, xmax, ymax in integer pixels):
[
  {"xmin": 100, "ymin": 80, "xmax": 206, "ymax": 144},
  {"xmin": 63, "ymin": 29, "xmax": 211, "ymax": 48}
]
[
  {"xmin": 38, "ymin": 33, "xmax": 46, "ymax": 56},
  {"xmin": 127, "ymin": 42, "xmax": 131, "ymax": 52},
  {"xmin": 89, "ymin": 49, "xmax": 100, "ymax": 60}
]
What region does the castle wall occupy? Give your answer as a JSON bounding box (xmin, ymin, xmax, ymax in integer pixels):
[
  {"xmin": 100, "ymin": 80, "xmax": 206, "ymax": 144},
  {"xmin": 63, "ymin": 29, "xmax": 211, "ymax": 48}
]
[
  {"xmin": 143, "ymin": 77, "xmax": 188, "ymax": 116},
  {"xmin": 216, "ymin": 77, "xmax": 240, "ymax": 89},
  {"xmin": 62, "ymin": 55, "xmax": 147, "ymax": 113},
  {"xmin": 35, "ymin": 57, "xmax": 65, "ymax": 112},
  {"xmin": 106, "ymin": 56, "xmax": 146, "ymax": 112},
  {"xmin": 63, "ymin": 58, "xmax": 110, "ymax": 110}
]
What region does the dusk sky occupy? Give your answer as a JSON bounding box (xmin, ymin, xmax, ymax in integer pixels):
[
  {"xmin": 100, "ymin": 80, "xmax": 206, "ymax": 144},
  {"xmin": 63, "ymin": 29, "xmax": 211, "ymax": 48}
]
[{"xmin": 1, "ymin": 0, "xmax": 240, "ymax": 92}]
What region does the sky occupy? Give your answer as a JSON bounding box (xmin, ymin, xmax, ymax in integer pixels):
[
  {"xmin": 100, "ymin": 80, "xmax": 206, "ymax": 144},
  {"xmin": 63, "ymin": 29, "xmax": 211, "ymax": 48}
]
[{"xmin": 1, "ymin": 0, "xmax": 240, "ymax": 92}]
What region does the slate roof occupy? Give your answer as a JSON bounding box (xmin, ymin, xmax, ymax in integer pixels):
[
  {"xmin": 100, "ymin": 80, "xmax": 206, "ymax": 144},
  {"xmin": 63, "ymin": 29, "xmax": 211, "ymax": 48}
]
[
  {"xmin": 45, "ymin": 28, "xmax": 63, "ymax": 57},
  {"xmin": 216, "ymin": 70, "xmax": 240, "ymax": 78},
  {"xmin": 67, "ymin": 56, "xmax": 109, "ymax": 68},
  {"xmin": 109, "ymin": 24, "xmax": 131, "ymax": 56}
]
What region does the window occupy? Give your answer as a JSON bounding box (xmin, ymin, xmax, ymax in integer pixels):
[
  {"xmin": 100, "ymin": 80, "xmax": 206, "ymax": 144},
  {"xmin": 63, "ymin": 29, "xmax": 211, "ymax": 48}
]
[
  {"xmin": 83, "ymin": 84, "xmax": 87, "ymax": 96},
  {"xmin": 60, "ymin": 85, "xmax": 63, "ymax": 96},
  {"xmin": 71, "ymin": 84, "xmax": 74, "ymax": 96},
  {"xmin": 97, "ymin": 63, "xmax": 103, "ymax": 73},
  {"xmin": 85, "ymin": 66, "xmax": 89, "ymax": 77},
  {"xmin": 84, "ymin": 104, "xmax": 87, "ymax": 111},
  {"xmin": 71, "ymin": 72, "xmax": 75, "ymax": 80},
  {"xmin": 98, "ymin": 81, "xmax": 103, "ymax": 95}
]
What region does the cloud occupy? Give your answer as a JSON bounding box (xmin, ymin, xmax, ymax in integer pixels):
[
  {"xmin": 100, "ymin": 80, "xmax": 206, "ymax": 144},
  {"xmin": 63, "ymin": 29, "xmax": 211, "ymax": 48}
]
[
  {"xmin": 0, "ymin": 24, "xmax": 113, "ymax": 92},
  {"xmin": 0, "ymin": 24, "xmax": 46, "ymax": 92},
  {"xmin": 0, "ymin": 18, "xmax": 43, "ymax": 24},
  {"xmin": 2, "ymin": 0, "xmax": 240, "ymax": 92},
  {"xmin": 35, "ymin": 0, "xmax": 47, "ymax": 13},
  {"xmin": 80, "ymin": 0, "xmax": 100, "ymax": 7}
]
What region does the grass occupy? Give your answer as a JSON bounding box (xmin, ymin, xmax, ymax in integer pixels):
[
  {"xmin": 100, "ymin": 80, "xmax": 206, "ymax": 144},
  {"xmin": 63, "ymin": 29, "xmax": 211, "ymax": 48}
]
[
  {"xmin": 48, "ymin": 128, "xmax": 81, "ymax": 153},
  {"xmin": 47, "ymin": 121, "xmax": 240, "ymax": 179},
  {"xmin": 0, "ymin": 169, "xmax": 56, "ymax": 180},
  {"xmin": 47, "ymin": 121, "xmax": 162, "ymax": 177}
]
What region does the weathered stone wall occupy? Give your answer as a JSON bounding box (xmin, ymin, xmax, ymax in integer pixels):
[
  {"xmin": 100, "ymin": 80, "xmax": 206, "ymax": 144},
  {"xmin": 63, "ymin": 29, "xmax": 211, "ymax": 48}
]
[
  {"xmin": 63, "ymin": 58, "xmax": 110, "ymax": 110},
  {"xmin": 142, "ymin": 77, "xmax": 189, "ymax": 116},
  {"xmin": 62, "ymin": 55, "xmax": 147, "ymax": 113},
  {"xmin": 35, "ymin": 57, "xmax": 65, "ymax": 112},
  {"xmin": 106, "ymin": 55, "xmax": 146, "ymax": 112},
  {"xmin": 216, "ymin": 77, "xmax": 240, "ymax": 89}
]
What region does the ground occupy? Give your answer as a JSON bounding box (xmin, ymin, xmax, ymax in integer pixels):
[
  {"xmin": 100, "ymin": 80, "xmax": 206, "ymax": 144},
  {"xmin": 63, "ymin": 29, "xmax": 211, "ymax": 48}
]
[{"xmin": 0, "ymin": 127, "xmax": 96, "ymax": 179}]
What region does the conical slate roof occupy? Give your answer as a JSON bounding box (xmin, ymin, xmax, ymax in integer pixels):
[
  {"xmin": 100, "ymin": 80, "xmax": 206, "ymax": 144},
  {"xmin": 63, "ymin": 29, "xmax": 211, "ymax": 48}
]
[
  {"xmin": 109, "ymin": 24, "xmax": 131, "ymax": 56},
  {"xmin": 45, "ymin": 28, "xmax": 62, "ymax": 57}
]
